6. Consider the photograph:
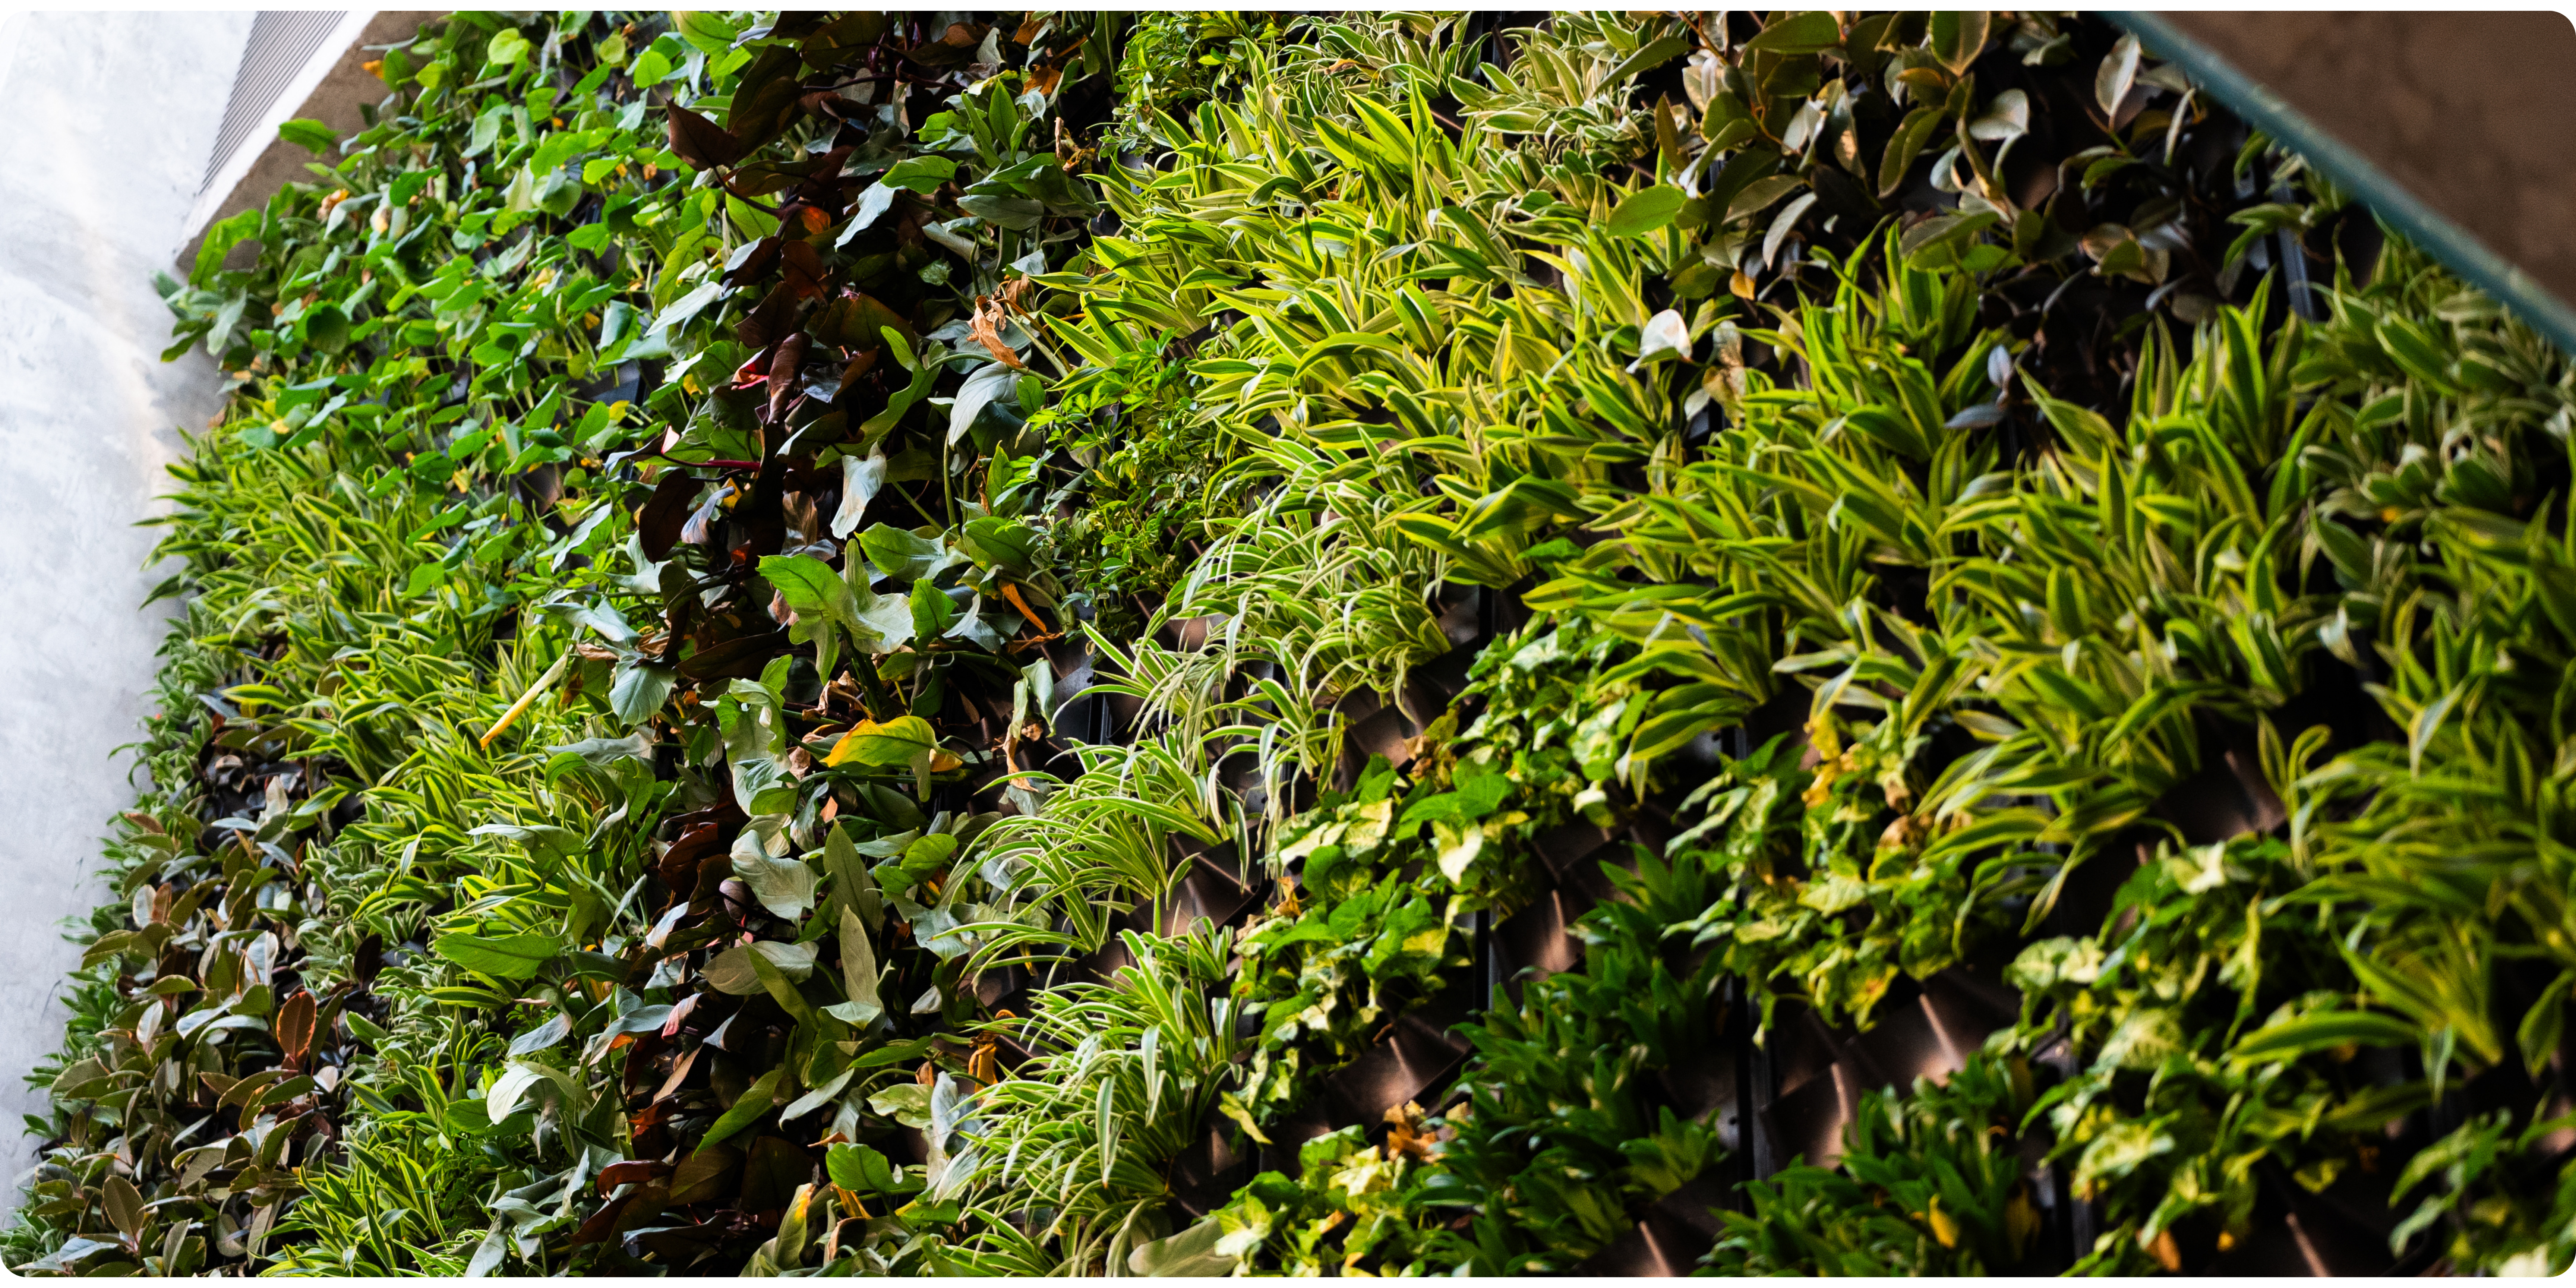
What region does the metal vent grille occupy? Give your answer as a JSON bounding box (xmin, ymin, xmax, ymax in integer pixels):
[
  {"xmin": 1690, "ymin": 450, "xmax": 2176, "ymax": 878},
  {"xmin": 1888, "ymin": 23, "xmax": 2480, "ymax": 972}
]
[{"xmin": 198, "ymin": 10, "xmax": 347, "ymax": 198}]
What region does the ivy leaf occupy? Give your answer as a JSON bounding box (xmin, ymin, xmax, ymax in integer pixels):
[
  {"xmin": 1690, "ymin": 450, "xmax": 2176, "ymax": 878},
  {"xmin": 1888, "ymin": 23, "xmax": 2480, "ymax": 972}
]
[{"xmin": 486, "ymin": 28, "xmax": 533, "ymax": 67}]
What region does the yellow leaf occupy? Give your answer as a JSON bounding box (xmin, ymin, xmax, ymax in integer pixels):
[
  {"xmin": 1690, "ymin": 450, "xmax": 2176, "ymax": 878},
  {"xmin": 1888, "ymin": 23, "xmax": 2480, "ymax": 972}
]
[{"xmin": 824, "ymin": 715, "xmax": 939, "ymax": 768}]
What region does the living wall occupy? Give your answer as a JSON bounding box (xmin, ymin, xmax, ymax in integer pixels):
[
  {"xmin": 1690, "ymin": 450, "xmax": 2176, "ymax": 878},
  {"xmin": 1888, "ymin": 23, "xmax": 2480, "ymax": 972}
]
[{"xmin": 11, "ymin": 9, "xmax": 2575, "ymax": 1278}]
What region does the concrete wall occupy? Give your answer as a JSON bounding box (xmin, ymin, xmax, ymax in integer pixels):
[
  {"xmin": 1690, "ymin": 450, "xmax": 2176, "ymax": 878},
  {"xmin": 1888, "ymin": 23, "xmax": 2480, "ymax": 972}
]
[
  {"xmin": 0, "ymin": 10, "xmax": 253, "ymax": 1199},
  {"xmin": 178, "ymin": 11, "xmax": 435, "ymax": 269},
  {"xmin": 2164, "ymin": 11, "xmax": 2576, "ymax": 315}
]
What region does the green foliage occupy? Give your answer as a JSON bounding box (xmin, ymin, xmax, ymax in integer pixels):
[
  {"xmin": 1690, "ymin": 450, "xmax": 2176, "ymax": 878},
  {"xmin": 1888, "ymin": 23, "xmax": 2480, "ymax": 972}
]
[
  {"xmin": 2007, "ymin": 836, "xmax": 2393, "ymax": 1269},
  {"xmin": 1209, "ymin": 1119, "xmax": 1454, "ymax": 1275},
  {"xmin": 1438, "ymin": 845, "xmax": 1745, "ymax": 1272},
  {"xmin": 15, "ymin": 7, "xmax": 1122, "ymax": 1276},
  {"xmin": 16, "ymin": 9, "xmax": 2576, "ymax": 1281},
  {"xmin": 1706, "ymin": 1052, "xmax": 2044, "ymax": 1275},
  {"xmin": 1042, "ymin": 348, "xmax": 1241, "ymax": 637},
  {"xmin": 1109, "ymin": 11, "xmax": 1279, "ymax": 147}
]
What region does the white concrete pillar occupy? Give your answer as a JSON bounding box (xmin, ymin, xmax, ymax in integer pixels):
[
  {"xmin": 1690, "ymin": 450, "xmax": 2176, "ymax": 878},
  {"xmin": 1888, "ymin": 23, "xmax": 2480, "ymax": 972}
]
[{"xmin": 0, "ymin": 10, "xmax": 253, "ymax": 1203}]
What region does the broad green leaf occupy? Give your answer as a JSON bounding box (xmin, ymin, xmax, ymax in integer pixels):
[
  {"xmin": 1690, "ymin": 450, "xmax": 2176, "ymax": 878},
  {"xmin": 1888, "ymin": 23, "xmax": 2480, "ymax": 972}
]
[
  {"xmin": 745, "ymin": 937, "xmax": 819, "ymax": 1024},
  {"xmin": 832, "ymin": 450, "xmax": 887, "ymax": 538},
  {"xmin": 859, "ymin": 524, "xmax": 957, "ymax": 583},
  {"xmin": 303, "ymin": 303, "xmax": 351, "ymax": 353},
  {"xmin": 730, "ymin": 831, "xmax": 820, "ymax": 920},
  {"xmin": 1743, "ymin": 11, "xmax": 1842, "ymax": 54},
  {"xmin": 760, "ymin": 552, "xmax": 852, "ymax": 619},
  {"xmin": 1128, "ymin": 1217, "xmax": 1239, "ymax": 1276},
  {"xmin": 909, "ymin": 577, "xmax": 959, "ymax": 641},
  {"xmin": 1724, "ymin": 174, "xmax": 1806, "ymax": 223},
  {"xmin": 1929, "ymin": 11, "xmax": 1990, "ymax": 75},
  {"xmin": 827, "ymin": 1142, "xmax": 918, "ymax": 1195},
  {"xmin": 699, "ymin": 1067, "xmax": 784, "ymax": 1150},
  {"xmin": 432, "ymin": 931, "xmax": 558, "ymax": 980},
  {"xmin": 278, "ymin": 118, "xmax": 337, "ymax": 155},
  {"xmin": 704, "ymin": 940, "xmax": 819, "ymax": 995},
  {"xmin": 609, "ymin": 660, "xmax": 676, "ymax": 726},
  {"xmin": 827, "ymin": 904, "xmax": 885, "ymax": 1026},
  {"xmin": 1606, "ymin": 185, "xmax": 1687, "ymax": 238},
  {"xmin": 960, "ymin": 516, "xmax": 1036, "ymax": 573},
  {"xmin": 486, "ymin": 27, "xmax": 533, "ymax": 67},
  {"xmin": 880, "ymin": 156, "xmax": 957, "ymax": 193},
  {"xmin": 868, "ymin": 1081, "xmax": 933, "ymax": 1130},
  {"xmin": 947, "ymin": 361, "xmax": 1022, "ymax": 445}
]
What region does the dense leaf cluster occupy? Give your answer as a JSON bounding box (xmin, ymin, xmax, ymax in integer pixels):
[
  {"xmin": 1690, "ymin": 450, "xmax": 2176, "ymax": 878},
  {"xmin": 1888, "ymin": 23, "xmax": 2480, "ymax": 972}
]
[{"xmin": 10, "ymin": 9, "xmax": 2576, "ymax": 1281}]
